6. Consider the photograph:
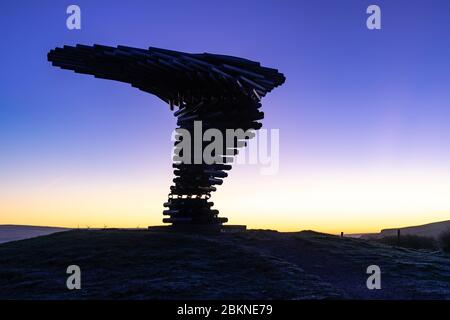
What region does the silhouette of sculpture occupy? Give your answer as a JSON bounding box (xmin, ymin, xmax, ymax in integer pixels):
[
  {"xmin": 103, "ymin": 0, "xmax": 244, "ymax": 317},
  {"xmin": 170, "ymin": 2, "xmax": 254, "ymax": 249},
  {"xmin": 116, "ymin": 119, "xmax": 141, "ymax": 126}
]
[{"xmin": 48, "ymin": 44, "xmax": 285, "ymax": 228}]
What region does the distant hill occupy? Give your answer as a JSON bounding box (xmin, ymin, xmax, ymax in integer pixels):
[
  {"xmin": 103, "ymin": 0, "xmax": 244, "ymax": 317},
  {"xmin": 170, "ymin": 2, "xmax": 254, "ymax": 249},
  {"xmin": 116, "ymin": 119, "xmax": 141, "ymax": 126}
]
[
  {"xmin": 0, "ymin": 225, "xmax": 70, "ymax": 244},
  {"xmin": 360, "ymin": 220, "xmax": 450, "ymax": 240},
  {"xmin": 0, "ymin": 229, "xmax": 449, "ymax": 299}
]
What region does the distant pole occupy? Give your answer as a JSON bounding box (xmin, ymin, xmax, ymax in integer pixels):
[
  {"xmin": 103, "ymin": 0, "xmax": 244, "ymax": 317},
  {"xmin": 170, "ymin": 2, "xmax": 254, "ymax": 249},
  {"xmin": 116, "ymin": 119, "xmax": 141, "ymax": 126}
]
[{"xmin": 397, "ymin": 229, "xmax": 401, "ymax": 246}]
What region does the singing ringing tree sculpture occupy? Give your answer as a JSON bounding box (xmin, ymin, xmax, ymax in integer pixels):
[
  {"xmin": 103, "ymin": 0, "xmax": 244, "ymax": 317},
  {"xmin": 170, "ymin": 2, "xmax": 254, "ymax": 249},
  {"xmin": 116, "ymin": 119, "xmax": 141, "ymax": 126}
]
[{"xmin": 48, "ymin": 44, "xmax": 285, "ymax": 229}]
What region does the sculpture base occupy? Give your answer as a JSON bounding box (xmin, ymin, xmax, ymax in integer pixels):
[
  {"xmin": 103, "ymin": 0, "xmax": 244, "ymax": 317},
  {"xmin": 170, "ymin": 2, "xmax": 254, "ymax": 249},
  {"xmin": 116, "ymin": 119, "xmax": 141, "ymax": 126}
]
[{"xmin": 148, "ymin": 224, "xmax": 247, "ymax": 233}]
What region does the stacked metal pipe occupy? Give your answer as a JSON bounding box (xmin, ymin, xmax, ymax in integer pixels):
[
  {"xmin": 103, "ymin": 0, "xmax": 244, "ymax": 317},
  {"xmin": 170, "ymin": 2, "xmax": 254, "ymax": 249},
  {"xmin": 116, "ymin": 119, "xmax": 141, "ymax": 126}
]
[{"xmin": 48, "ymin": 44, "xmax": 285, "ymax": 226}]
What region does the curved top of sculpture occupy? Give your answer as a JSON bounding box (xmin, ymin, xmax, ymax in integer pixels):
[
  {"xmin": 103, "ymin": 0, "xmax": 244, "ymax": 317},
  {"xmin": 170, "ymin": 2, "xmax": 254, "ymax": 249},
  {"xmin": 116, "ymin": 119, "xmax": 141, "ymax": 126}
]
[{"xmin": 48, "ymin": 44, "xmax": 285, "ymax": 107}]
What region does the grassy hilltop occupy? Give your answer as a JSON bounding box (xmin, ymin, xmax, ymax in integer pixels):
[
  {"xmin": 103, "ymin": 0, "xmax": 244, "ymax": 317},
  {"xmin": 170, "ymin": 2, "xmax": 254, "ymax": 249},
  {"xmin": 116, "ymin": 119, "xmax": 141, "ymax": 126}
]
[{"xmin": 0, "ymin": 229, "xmax": 449, "ymax": 299}]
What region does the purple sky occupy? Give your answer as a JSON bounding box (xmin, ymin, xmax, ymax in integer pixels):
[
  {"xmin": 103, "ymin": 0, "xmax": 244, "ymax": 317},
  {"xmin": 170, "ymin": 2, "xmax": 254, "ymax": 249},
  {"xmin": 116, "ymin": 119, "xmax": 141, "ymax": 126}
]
[{"xmin": 1, "ymin": 0, "xmax": 449, "ymax": 232}]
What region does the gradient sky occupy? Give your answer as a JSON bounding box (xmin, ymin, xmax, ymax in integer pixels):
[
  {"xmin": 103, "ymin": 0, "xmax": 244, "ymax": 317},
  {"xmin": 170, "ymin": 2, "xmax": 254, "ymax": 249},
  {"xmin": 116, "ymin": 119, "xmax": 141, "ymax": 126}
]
[{"xmin": 1, "ymin": 0, "xmax": 450, "ymax": 233}]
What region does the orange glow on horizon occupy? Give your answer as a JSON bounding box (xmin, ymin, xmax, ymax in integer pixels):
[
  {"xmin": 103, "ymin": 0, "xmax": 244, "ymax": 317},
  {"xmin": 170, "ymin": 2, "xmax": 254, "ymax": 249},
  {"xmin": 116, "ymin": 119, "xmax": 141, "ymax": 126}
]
[{"xmin": 1, "ymin": 166, "xmax": 449, "ymax": 234}]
